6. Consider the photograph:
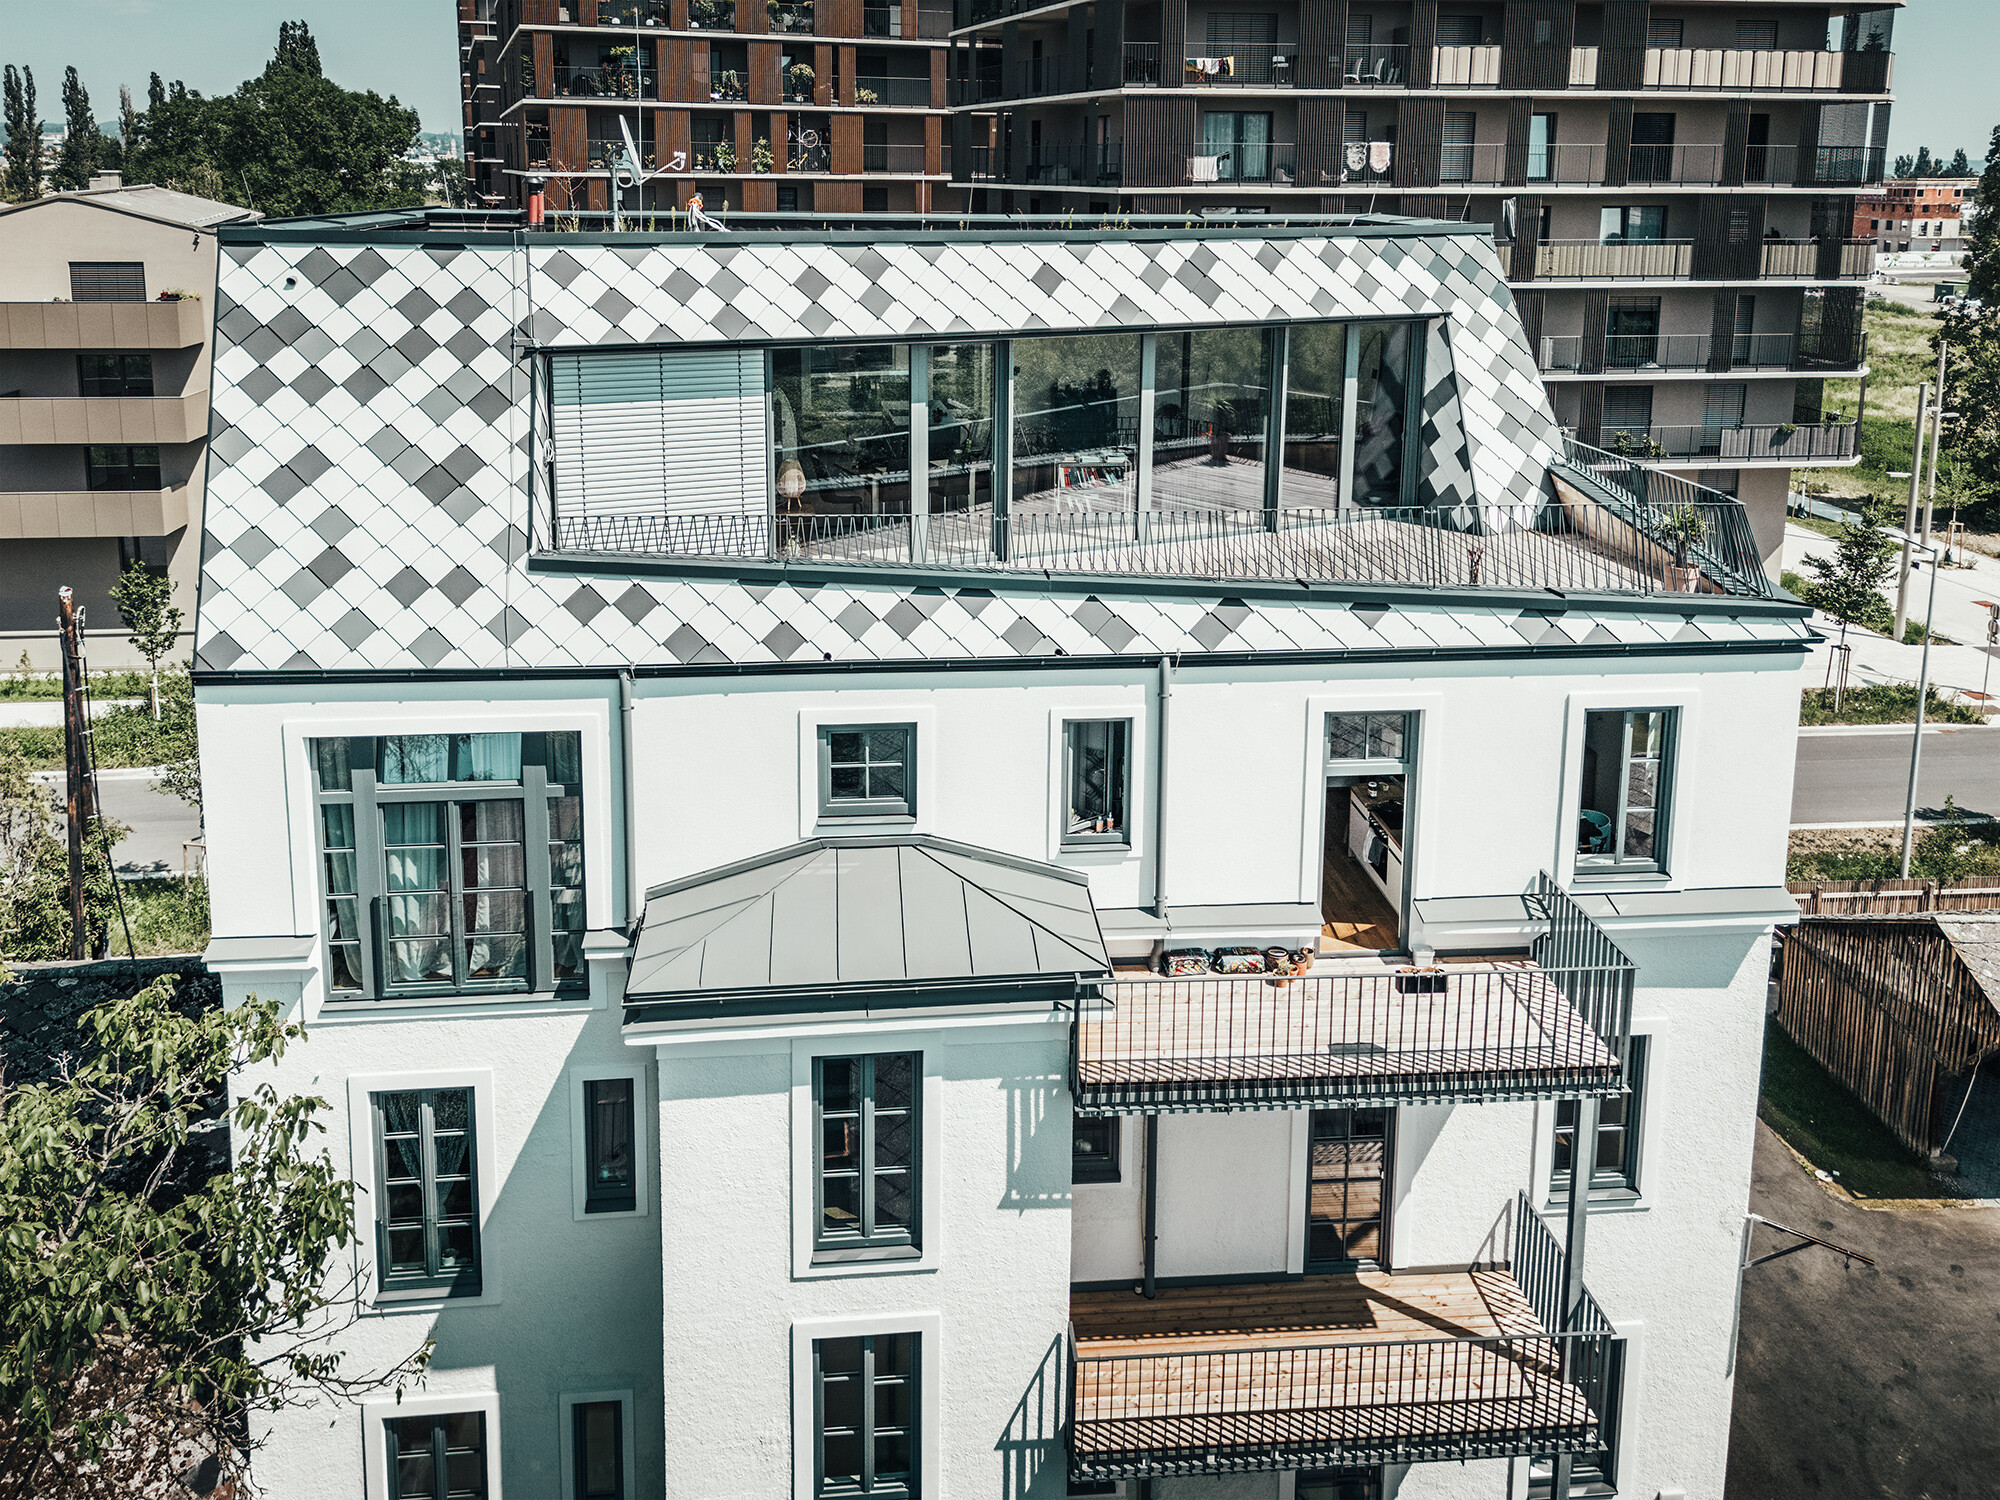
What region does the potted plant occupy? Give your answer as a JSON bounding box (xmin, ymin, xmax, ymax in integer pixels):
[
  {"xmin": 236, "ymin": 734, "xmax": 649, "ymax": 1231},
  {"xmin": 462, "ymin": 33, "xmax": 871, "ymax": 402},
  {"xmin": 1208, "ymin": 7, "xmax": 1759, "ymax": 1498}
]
[
  {"xmin": 854, "ymin": 85, "xmax": 880, "ymax": 104},
  {"xmin": 787, "ymin": 61, "xmax": 815, "ymax": 97},
  {"xmin": 712, "ymin": 139, "xmax": 738, "ymax": 172},
  {"xmin": 1208, "ymin": 397, "xmax": 1236, "ymax": 462},
  {"xmin": 752, "ymin": 137, "xmax": 775, "ymax": 173},
  {"xmin": 1658, "ymin": 505, "xmax": 1710, "ymax": 592}
]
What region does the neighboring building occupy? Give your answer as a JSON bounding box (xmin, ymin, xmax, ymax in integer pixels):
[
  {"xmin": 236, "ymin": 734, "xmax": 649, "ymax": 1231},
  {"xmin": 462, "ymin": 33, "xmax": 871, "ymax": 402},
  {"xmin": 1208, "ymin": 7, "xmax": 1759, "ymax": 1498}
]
[
  {"xmin": 460, "ymin": 0, "xmax": 956, "ymax": 216},
  {"xmin": 1852, "ymin": 175, "xmax": 1975, "ymax": 252},
  {"xmin": 198, "ymin": 209, "xmax": 1804, "ymax": 1500},
  {"xmin": 0, "ymin": 179, "xmax": 257, "ymax": 670},
  {"xmin": 946, "ymin": 0, "xmax": 1904, "ymax": 566}
]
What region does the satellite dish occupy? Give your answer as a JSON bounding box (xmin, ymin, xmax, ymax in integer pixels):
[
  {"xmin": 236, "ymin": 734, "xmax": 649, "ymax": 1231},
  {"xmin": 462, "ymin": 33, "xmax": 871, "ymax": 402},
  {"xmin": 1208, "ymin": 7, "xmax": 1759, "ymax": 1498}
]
[{"xmin": 615, "ymin": 118, "xmax": 643, "ymax": 189}]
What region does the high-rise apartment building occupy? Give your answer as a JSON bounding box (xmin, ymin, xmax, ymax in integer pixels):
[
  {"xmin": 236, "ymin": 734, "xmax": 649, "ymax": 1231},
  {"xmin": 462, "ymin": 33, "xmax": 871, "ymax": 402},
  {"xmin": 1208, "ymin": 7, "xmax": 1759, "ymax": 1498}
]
[
  {"xmin": 460, "ymin": 0, "xmax": 957, "ymax": 217},
  {"xmin": 946, "ymin": 1, "xmax": 1900, "ymax": 563}
]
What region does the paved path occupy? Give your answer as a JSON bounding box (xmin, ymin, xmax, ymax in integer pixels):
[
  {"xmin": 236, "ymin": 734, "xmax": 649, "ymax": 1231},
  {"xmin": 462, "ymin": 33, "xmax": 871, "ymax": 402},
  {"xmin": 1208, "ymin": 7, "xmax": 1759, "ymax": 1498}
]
[
  {"xmin": 0, "ymin": 698, "xmax": 144, "ymax": 728},
  {"xmin": 1726, "ymin": 1121, "xmax": 2000, "ymax": 1499},
  {"xmin": 1793, "ymin": 725, "xmax": 2000, "ymax": 825},
  {"xmin": 36, "ymin": 769, "xmax": 202, "ymax": 878}
]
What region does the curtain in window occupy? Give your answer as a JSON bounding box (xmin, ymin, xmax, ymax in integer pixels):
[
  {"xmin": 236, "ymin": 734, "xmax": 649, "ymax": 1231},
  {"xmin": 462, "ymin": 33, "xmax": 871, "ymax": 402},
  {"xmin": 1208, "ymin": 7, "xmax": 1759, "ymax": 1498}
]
[
  {"xmin": 383, "ymin": 802, "xmax": 452, "ymax": 983},
  {"xmin": 456, "ymin": 733, "xmax": 523, "ymax": 783},
  {"xmin": 382, "ymin": 735, "xmax": 452, "ymax": 784}
]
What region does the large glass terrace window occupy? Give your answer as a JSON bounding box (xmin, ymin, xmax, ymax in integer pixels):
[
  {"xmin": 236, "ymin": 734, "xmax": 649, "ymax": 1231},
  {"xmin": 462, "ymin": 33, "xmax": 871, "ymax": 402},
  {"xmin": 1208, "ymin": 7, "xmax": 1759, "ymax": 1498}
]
[
  {"xmin": 1351, "ymin": 324, "xmax": 1413, "ymax": 507},
  {"xmin": 1010, "ymin": 333, "xmax": 1142, "ymax": 511},
  {"xmin": 927, "ymin": 343, "xmax": 996, "ymax": 513},
  {"xmin": 773, "ymin": 346, "xmax": 914, "ymax": 516},
  {"xmin": 1282, "ymin": 322, "xmax": 1346, "ymax": 505},
  {"xmin": 1152, "ymin": 328, "xmax": 1273, "ymax": 509}
]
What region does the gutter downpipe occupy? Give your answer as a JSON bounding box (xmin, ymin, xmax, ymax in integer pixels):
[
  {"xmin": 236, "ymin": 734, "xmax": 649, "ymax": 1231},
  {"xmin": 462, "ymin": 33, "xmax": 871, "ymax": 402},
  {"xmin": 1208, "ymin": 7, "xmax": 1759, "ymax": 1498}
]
[
  {"xmin": 619, "ymin": 668, "xmax": 640, "ymax": 932},
  {"xmin": 1142, "ymin": 1113, "xmax": 1160, "ymax": 1301},
  {"xmin": 1152, "ymin": 654, "xmax": 1175, "ymax": 921}
]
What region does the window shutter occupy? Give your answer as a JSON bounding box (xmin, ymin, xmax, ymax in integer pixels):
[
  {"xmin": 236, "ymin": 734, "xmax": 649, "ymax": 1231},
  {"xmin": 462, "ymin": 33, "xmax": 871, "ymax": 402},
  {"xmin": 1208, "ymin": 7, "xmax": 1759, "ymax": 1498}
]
[
  {"xmin": 68, "ymin": 262, "xmax": 147, "ymax": 301},
  {"xmin": 1436, "ymin": 15, "xmax": 1483, "ymax": 47},
  {"xmin": 549, "ymin": 349, "xmax": 766, "ymax": 535},
  {"xmin": 1206, "ymin": 12, "xmax": 1277, "ymax": 51}
]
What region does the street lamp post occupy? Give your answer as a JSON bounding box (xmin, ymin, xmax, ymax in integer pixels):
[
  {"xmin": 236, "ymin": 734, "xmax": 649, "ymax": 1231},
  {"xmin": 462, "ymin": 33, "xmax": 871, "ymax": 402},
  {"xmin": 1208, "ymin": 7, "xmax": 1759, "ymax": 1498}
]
[
  {"xmin": 1892, "ymin": 382, "xmax": 1929, "ymax": 641},
  {"xmin": 1900, "ymin": 539, "xmax": 1944, "ymax": 878}
]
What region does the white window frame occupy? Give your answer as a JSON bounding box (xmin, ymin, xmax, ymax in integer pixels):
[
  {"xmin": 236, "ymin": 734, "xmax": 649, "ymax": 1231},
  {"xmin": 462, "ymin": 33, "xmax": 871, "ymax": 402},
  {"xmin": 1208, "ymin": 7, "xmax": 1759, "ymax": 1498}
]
[
  {"xmin": 347, "ymin": 1067, "xmax": 504, "ymax": 1308},
  {"xmin": 797, "ymin": 706, "xmax": 938, "ymax": 841},
  {"xmin": 790, "ymin": 1311, "xmax": 943, "ymax": 1500},
  {"xmin": 1046, "ymin": 706, "xmax": 1148, "ymax": 864},
  {"xmin": 1554, "ymin": 689, "xmax": 1701, "ymax": 888},
  {"xmin": 568, "ymin": 1061, "xmax": 652, "ymax": 1221},
  {"xmin": 280, "ymin": 707, "xmax": 618, "ymax": 1020},
  {"xmin": 791, "ymin": 1030, "xmax": 946, "ymax": 1278},
  {"xmin": 1297, "ymin": 692, "xmax": 1442, "ymax": 913},
  {"xmin": 362, "ymin": 1387, "xmax": 503, "ymax": 1500},
  {"xmin": 558, "ymin": 1387, "xmax": 637, "ymax": 1500}
]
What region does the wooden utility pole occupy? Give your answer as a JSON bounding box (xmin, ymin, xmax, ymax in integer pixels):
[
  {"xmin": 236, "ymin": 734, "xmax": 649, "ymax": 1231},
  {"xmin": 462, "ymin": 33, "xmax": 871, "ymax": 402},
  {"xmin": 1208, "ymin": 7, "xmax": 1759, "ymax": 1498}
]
[{"xmin": 57, "ymin": 587, "xmax": 95, "ymax": 960}]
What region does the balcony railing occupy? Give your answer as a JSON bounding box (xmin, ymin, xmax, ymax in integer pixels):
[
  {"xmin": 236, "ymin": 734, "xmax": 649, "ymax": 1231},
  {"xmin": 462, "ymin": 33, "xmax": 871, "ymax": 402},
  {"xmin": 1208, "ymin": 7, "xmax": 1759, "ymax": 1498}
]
[
  {"xmin": 1595, "ymin": 422, "xmax": 1861, "ymax": 464},
  {"xmin": 1557, "ymin": 437, "xmax": 1774, "ymax": 593},
  {"xmin": 552, "ymin": 62, "xmax": 648, "ymax": 99},
  {"xmin": 687, "ymin": 0, "xmax": 735, "ymax": 26},
  {"xmin": 1123, "ymin": 42, "xmax": 1162, "ymax": 85},
  {"xmin": 958, "ymin": 141, "xmax": 1121, "ymax": 185},
  {"xmin": 1532, "ymin": 240, "xmax": 1693, "ymax": 279},
  {"xmin": 1340, "ymin": 43, "xmax": 1411, "ymax": 86},
  {"xmin": 768, "ymin": 0, "xmax": 815, "ymax": 33},
  {"xmin": 853, "ymin": 75, "xmax": 932, "ymax": 106},
  {"xmin": 1642, "ymin": 45, "xmax": 1885, "ymax": 92},
  {"xmin": 1539, "ymin": 333, "xmax": 1798, "ymax": 373},
  {"xmin": 861, "ymin": 142, "xmax": 931, "ymax": 172},
  {"xmin": 1074, "ymin": 877, "xmax": 1632, "ymax": 1115},
  {"xmin": 1431, "ymin": 43, "xmax": 1502, "ymax": 87},
  {"xmin": 1181, "ymin": 49, "xmax": 1301, "ymax": 87},
  {"xmin": 597, "ymin": 0, "xmax": 670, "ymax": 23},
  {"xmin": 549, "ymin": 467, "xmax": 1770, "ymax": 597},
  {"xmin": 1187, "ymin": 142, "xmax": 1297, "ymax": 185},
  {"xmin": 864, "ymin": 4, "xmax": 950, "ymax": 36},
  {"xmin": 1068, "ymin": 1191, "xmax": 1620, "ymax": 1481}
]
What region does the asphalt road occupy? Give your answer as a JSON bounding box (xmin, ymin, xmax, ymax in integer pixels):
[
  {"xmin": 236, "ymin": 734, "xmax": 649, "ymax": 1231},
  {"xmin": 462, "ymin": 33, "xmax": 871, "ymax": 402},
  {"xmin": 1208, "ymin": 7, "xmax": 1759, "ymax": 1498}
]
[
  {"xmin": 41, "ymin": 769, "xmax": 202, "ymax": 877},
  {"xmin": 1792, "ymin": 726, "xmax": 2000, "ymax": 825},
  {"xmin": 1725, "ymin": 1121, "xmax": 2000, "ymax": 1498}
]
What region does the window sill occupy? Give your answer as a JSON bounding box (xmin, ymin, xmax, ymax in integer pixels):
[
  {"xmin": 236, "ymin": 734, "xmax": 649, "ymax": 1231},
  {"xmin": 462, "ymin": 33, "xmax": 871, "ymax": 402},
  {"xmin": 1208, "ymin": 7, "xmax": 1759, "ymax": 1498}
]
[
  {"xmin": 811, "ymin": 1243, "xmax": 924, "ymax": 1267},
  {"xmin": 815, "ymin": 812, "xmax": 917, "ymax": 830},
  {"xmin": 1544, "ymin": 1186, "xmax": 1648, "ymax": 1215},
  {"xmin": 372, "ymin": 1282, "xmax": 491, "ymax": 1310},
  {"xmin": 1073, "ymin": 1171, "xmax": 1123, "ymax": 1186}
]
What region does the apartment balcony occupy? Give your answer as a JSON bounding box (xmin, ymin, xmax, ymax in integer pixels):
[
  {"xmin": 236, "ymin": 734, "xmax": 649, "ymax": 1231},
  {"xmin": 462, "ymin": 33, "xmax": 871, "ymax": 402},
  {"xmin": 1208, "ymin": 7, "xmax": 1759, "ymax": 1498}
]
[
  {"xmin": 1539, "ymin": 334, "xmax": 1799, "ymax": 375},
  {"xmin": 768, "ymin": 0, "xmax": 816, "ymax": 32},
  {"xmin": 0, "ymin": 392, "xmax": 210, "ymax": 446},
  {"xmin": 1570, "ymin": 45, "xmax": 1892, "ymax": 94},
  {"xmin": 1341, "ymin": 43, "xmax": 1411, "ymax": 87},
  {"xmin": 551, "ymin": 63, "xmax": 649, "ymax": 99},
  {"xmin": 860, "ymin": 143, "xmax": 934, "ymax": 173},
  {"xmin": 864, "ymin": 3, "xmax": 952, "ymax": 37},
  {"xmin": 959, "ymin": 141, "xmax": 1120, "ymax": 186},
  {"xmin": 1422, "ymin": 143, "xmax": 1879, "ymax": 190},
  {"xmin": 854, "ymin": 74, "xmax": 934, "ymax": 107},
  {"xmin": 549, "ymin": 442, "xmax": 1772, "ymax": 600},
  {"xmin": 1599, "ymin": 422, "xmax": 1862, "ymax": 467},
  {"xmin": 1069, "ymin": 1195, "xmax": 1619, "ymax": 1480},
  {"xmin": 0, "ymin": 485, "xmax": 191, "ymax": 540},
  {"xmin": 0, "ymin": 299, "xmax": 204, "ymax": 351},
  {"xmin": 1187, "ymin": 142, "xmax": 1297, "ymax": 185},
  {"xmin": 1532, "ymin": 240, "xmax": 1694, "ymax": 280}
]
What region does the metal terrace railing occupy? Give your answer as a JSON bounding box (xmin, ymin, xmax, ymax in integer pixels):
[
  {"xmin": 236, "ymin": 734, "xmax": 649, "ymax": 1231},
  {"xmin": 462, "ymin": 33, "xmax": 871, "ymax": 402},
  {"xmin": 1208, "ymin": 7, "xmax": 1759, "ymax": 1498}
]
[
  {"xmin": 1069, "ymin": 873, "xmax": 1634, "ymax": 1114},
  {"xmin": 550, "ymin": 466, "xmax": 1772, "ymax": 598},
  {"xmin": 1067, "ymin": 1197, "xmax": 1620, "ymax": 1480}
]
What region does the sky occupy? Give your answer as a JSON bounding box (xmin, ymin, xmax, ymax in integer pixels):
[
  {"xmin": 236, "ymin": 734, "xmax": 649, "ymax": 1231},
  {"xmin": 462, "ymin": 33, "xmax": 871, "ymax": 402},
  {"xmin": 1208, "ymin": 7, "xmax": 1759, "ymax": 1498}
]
[{"xmin": 0, "ymin": 0, "xmax": 1990, "ymax": 159}]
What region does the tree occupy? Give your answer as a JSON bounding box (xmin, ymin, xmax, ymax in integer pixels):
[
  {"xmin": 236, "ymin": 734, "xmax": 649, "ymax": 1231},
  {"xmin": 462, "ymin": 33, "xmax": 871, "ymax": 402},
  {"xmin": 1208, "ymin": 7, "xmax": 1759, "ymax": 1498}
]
[
  {"xmin": 1894, "ymin": 153, "xmax": 1914, "ymax": 179},
  {"xmin": 1937, "ymin": 307, "xmax": 2000, "ymax": 492},
  {"xmin": 52, "ymin": 67, "xmax": 98, "ymax": 192},
  {"xmin": 1797, "ymin": 499, "xmax": 1896, "ymax": 636},
  {"xmin": 1913, "ymin": 145, "xmax": 1936, "ymax": 179},
  {"xmin": 108, "ymin": 560, "xmax": 183, "ymax": 720},
  {"xmin": 1951, "ymin": 147, "xmax": 1973, "ymax": 177},
  {"xmin": 125, "ymin": 24, "xmax": 425, "ymax": 217},
  {"xmin": 2, "ymin": 66, "xmax": 41, "ymax": 202},
  {"xmin": 145, "ymin": 72, "xmax": 165, "ymax": 113},
  {"xmin": 1964, "ymin": 123, "xmax": 2000, "ymax": 302},
  {"xmin": 0, "ymin": 982, "xmax": 432, "ymax": 1497},
  {"xmin": 0, "ymin": 740, "xmax": 126, "ymax": 963},
  {"xmin": 266, "ymin": 20, "xmax": 325, "ymax": 79}
]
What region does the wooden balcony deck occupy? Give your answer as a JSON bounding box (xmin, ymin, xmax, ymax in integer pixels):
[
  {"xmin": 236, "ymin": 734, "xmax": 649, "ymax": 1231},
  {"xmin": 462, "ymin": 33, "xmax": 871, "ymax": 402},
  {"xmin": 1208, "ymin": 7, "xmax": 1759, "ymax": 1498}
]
[
  {"xmin": 1071, "ymin": 1272, "xmax": 1600, "ymax": 1476},
  {"xmin": 1073, "ymin": 966, "xmax": 1622, "ymax": 1113}
]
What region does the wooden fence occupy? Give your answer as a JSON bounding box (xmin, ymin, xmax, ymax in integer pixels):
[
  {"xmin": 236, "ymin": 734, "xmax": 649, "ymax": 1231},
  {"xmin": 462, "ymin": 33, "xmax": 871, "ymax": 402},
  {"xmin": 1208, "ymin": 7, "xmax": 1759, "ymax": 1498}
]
[
  {"xmin": 1777, "ymin": 918, "xmax": 2000, "ymax": 1157},
  {"xmin": 1788, "ymin": 879, "xmax": 2000, "ymax": 916}
]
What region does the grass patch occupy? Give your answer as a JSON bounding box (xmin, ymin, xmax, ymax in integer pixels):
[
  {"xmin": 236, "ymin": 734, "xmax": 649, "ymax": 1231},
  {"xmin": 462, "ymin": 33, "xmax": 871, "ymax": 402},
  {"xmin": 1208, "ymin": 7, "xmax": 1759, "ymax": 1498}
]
[
  {"xmin": 0, "ymin": 672, "xmax": 195, "ymax": 771},
  {"xmin": 122, "ymin": 876, "xmax": 210, "ymax": 956},
  {"xmin": 1798, "ymin": 683, "xmax": 1983, "ymax": 726},
  {"xmin": 1760, "ymin": 1017, "xmax": 1944, "ymax": 1199},
  {"xmin": 0, "ymin": 668, "xmax": 153, "ymax": 701}
]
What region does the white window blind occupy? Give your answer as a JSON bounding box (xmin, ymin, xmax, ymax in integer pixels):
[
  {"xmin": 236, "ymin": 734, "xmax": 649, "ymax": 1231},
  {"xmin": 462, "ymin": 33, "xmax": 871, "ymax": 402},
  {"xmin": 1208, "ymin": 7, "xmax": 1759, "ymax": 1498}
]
[{"xmin": 549, "ymin": 349, "xmax": 766, "ymax": 529}]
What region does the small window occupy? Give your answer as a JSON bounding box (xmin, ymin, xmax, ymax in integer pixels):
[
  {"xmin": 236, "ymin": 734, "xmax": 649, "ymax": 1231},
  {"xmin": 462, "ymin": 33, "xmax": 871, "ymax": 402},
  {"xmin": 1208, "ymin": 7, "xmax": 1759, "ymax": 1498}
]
[
  {"xmin": 86, "ymin": 444, "xmax": 162, "ymax": 490},
  {"xmin": 1064, "ymin": 720, "xmax": 1129, "ymax": 846},
  {"xmin": 818, "ymin": 723, "xmax": 916, "ymax": 821},
  {"xmin": 1575, "ymin": 710, "xmax": 1674, "ymax": 875},
  {"xmin": 387, "ymin": 1411, "xmax": 488, "ymax": 1499},
  {"xmin": 373, "ymin": 1087, "xmax": 481, "ymax": 1296},
  {"xmin": 1645, "ymin": 17, "xmax": 1684, "ymax": 48},
  {"xmin": 1527, "ymin": 113, "xmax": 1556, "ymax": 182},
  {"xmin": 78, "ymin": 353, "xmax": 155, "ymax": 396},
  {"xmin": 1326, "ymin": 711, "xmax": 1409, "ymax": 765},
  {"xmin": 584, "ymin": 1078, "xmax": 636, "ymax": 1213},
  {"xmin": 573, "ymin": 1400, "xmax": 624, "ymax": 1500},
  {"xmin": 1073, "ymin": 1116, "xmax": 1120, "ymax": 1183},
  {"xmin": 68, "ymin": 261, "xmax": 146, "ymax": 301},
  {"xmin": 1553, "ymin": 1037, "xmax": 1648, "ymax": 1196},
  {"xmin": 1298, "ymin": 1472, "xmax": 1383, "ymax": 1500},
  {"xmin": 815, "ymin": 1332, "xmax": 919, "ymax": 1497},
  {"xmin": 815, "ymin": 1053, "xmax": 920, "ymax": 1256}
]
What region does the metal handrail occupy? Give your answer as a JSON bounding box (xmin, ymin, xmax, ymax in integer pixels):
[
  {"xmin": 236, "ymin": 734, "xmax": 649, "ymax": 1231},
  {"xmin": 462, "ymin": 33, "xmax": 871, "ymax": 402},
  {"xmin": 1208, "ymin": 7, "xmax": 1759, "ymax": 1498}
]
[{"xmin": 1557, "ymin": 436, "xmax": 1773, "ymax": 596}]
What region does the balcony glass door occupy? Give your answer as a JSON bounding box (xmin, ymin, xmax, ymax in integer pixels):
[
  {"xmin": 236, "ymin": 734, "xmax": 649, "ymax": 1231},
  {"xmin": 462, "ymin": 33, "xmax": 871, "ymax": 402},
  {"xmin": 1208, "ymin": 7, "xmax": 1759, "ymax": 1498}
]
[
  {"xmin": 1701, "ymin": 383, "xmax": 1745, "ymax": 454},
  {"xmin": 1629, "ymin": 112, "xmax": 1675, "ymax": 183},
  {"xmin": 1306, "ymin": 1108, "xmax": 1391, "ymax": 1270},
  {"xmin": 1322, "ymin": 711, "xmax": 1411, "ymax": 953},
  {"xmin": 1605, "ymin": 297, "xmax": 1661, "ymax": 368},
  {"xmin": 1199, "ymin": 111, "xmax": 1272, "ymax": 182}
]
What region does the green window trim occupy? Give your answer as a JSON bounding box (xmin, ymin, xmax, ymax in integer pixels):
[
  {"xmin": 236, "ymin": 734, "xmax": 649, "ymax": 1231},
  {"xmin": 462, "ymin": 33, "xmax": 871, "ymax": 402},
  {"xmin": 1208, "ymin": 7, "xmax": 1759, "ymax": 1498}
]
[
  {"xmin": 311, "ymin": 732, "xmax": 586, "ymax": 1001},
  {"xmin": 814, "ymin": 1332, "xmax": 919, "ymax": 1498},
  {"xmin": 1063, "ymin": 719, "xmax": 1131, "ymax": 847},
  {"xmin": 1552, "ymin": 1037, "xmax": 1648, "ymax": 1198},
  {"xmin": 385, "ymin": 1410, "xmax": 488, "ymax": 1500},
  {"xmin": 816, "ymin": 723, "xmax": 917, "ymax": 822},
  {"xmin": 373, "ymin": 1087, "xmax": 482, "ymax": 1298},
  {"xmin": 814, "ymin": 1053, "xmax": 920, "ymax": 1257},
  {"xmin": 1072, "ymin": 1116, "xmax": 1120, "ymax": 1184}
]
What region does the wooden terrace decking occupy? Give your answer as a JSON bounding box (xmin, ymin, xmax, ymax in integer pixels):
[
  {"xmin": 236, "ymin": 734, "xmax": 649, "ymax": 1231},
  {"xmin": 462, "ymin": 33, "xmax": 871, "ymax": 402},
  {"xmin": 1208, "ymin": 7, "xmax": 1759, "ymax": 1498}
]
[{"xmin": 1070, "ymin": 1272, "xmax": 1599, "ymax": 1475}]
